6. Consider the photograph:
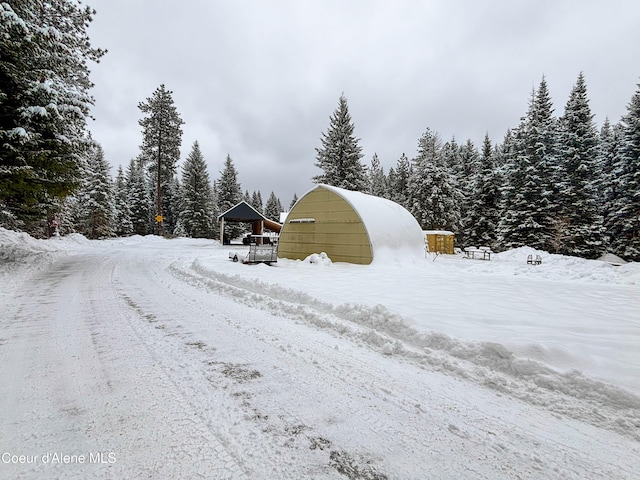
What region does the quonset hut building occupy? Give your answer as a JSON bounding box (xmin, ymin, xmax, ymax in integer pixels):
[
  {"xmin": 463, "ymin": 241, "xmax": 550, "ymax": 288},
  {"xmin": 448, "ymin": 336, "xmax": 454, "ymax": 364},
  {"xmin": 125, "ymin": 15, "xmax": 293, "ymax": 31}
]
[{"xmin": 278, "ymin": 184, "xmax": 425, "ymax": 264}]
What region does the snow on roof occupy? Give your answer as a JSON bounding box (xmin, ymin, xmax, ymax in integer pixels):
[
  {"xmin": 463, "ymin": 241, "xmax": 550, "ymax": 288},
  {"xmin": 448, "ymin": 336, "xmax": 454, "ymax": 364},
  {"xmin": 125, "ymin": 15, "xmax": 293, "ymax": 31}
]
[
  {"xmin": 318, "ymin": 184, "xmax": 425, "ymax": 260},
  {"xmin": 424, "ymin": 230, "xmax": 454, "ymax": 235}
]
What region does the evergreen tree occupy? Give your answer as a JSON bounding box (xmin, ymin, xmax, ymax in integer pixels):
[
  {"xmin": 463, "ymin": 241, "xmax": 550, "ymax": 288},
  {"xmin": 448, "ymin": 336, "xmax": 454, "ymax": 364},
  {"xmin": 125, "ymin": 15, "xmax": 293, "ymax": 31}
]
[
  {"xmin": 0, "ymin": 0, "xmax": 105, "ymax": 234},
  {"xmin": 264, "ymin": 192, "xmax": 282, "ymax": 222},
  {"xmin": 388, "ymin": 153, "xmax": 411, "ymax": 209},
  {"xmin": 599, "ymin": 119, "xmax": 625, "ymax": 247},
  {"xmin": 555, "ymin": 73, "xmax": 603, "ymax": 258},
  {"xmin": 113, "ymin": 165, "xmax": 133, "ymax": 236},
  {"xmin": 243, "ymin": 189, "xmax": 251, "ymax": 205},
  {"xmin": 608, "ymin": 83, "xmax": 640, "ymax": 260},
  {"xmin": 446, "ymin": 138, "xmax": 477, "ymax": 246},
  {"xmin": 75, "ymin": 144, "xmax": 115, "ymax": 239},
  {"xmin": 215, "ymin": 154, "xmax": 243, "ymax": 240},
  {"xmin": 466, "ymin": 134, "xmax": 501, "ymax": 249},
  {"xmin": 367, "ymin": 153, "xmax": 387, "ymax": 197},
  {"xmin": 499, "ymin": 78, "xmax": 557, "ymax": 250},
  {"xmin": 408, "ymin": 128, "xmax": 461, "ymax": 232},
  {"xmin": 289, "ymin": 193, "xmax": 298, "ymax": 210},
  {"xmin": 177, "ymin": 141, "xmax": 214, "ymax": 238},
  {"xmin": 251, "ymin": 190, "xmax": 264, "ymax": 213},
  {"xmin": 138, "ymin": 84, "xmax": 184, "ymax": 235},
  {"xmin": 126, "ymin": 158, "xmax": 151, "ymax": 235},
  {"xmin": 312, "ymin": 94, "xmax": 367, "ymax": 191}
]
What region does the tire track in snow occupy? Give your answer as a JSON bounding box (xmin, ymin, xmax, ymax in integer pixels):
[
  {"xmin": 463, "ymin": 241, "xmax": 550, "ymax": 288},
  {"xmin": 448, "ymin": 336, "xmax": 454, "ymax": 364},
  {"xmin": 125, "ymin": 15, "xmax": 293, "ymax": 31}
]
[
  {"xmin": 109, "ymin": 253, "xmax": 347, "ymax": 478},
  {"xmin": 175, "ymin": 258, "xmax": 640, "ymax": 443},
  {"xmin": 162, "ymin": 258, "xmax": 639, "ymax": 478}
]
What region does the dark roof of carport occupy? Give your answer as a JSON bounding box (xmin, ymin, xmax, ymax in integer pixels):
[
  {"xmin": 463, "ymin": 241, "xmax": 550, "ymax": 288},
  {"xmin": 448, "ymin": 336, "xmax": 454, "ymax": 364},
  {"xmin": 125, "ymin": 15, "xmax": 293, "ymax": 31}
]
[{"xmin": 217, "ymin": 201, "xmax": 267, "ymax": 222}]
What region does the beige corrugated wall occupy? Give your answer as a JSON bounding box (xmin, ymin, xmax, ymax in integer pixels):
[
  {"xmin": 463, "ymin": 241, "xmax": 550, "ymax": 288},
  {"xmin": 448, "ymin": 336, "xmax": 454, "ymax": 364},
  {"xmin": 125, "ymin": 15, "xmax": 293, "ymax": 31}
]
[{"xmin": 278, "ymin": 187, "xmax": 373, "ymax": 264}]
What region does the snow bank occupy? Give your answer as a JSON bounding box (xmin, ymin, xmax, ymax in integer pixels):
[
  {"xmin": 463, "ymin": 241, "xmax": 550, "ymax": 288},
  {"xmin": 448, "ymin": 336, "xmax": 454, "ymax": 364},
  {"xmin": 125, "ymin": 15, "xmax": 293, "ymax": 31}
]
[{"xmin": 181, "ymin": 256, "xmax": 640, "ymax": 441}]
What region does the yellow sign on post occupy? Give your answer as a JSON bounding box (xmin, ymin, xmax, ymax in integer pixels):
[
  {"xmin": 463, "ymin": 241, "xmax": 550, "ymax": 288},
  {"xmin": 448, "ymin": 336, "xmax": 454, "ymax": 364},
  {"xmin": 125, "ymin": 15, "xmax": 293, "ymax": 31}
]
[{"xmin": 156, "ymin": 215, "xmax": 163, "ymax": 223}]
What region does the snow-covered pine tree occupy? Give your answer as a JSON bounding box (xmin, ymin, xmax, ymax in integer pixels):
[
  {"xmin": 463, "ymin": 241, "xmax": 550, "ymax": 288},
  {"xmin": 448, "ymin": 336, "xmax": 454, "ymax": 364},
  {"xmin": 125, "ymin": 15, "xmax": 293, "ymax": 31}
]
[
  {"xmin": 215, "ymin": 154, "xmax": 243, "ymax": 240},
  {"xmin": 251, "ymin": 191, "xmax": 264, "ymax": 213},
  {"xmin": 447, "ymin": 138, "xmax": 477, "ymax": 246},
  {"xmin": 126, "ymin": 158, "xmax": 151, "ymax": 235},
  {"xmin": 465, "ymin": 134, "xmax": 501, "ymax": 249},
  {"xmin": 76, "ymin": 144, "xmax": 115, "ymax": 239},
  {"xmin": 0, "ymin": 0, "xmax": 105, "ymax": 234},
  {"xmin": 138, "ymin": 84, "xmax": 184, "ymax": 235},
  {"xmin": 387, "ymin": 153, "xmax": 411, "ymax": 209},
  {"xmin": 499, "ymin": 78, "xmax": 557, "ymax": 251},
  {"xmin": 408, "ymin": 128, "xmax": 461, "ymax": 232},
  {"xmin": 264, "ymin": 192, "xmax": 282, "ymax": 222},
  {"xmin": 599, "ymin": 119, "xmax": 624, "ymax": 248},
  {"xmin": 367, "ymin": 153, "xmax": 387, "ymax": 197},
  {"xmin": 177, "ymin": 141, "xmax": 214, "ymax": 238},
  {"xmin": 312, "ymin": 94, "xmax": 367, "ymax": 191},
  {"xmin": 113, "ymin": 165, "xmax": 133, "ymax": 236},
  {"xmin": 555, "ymin": 73, "xmax": 604, "ymax": 258},
  {"xmin": 607, "ymin": 83, "xmax": 640, "ymax": 261}
]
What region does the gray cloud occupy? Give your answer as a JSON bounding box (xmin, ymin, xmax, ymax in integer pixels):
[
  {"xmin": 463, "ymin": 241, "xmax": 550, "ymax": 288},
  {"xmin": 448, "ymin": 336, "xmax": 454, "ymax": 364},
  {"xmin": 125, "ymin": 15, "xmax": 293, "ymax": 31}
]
[{"xmin": 87, "ymin": 0, "xmax": 640, "ymax": 205}]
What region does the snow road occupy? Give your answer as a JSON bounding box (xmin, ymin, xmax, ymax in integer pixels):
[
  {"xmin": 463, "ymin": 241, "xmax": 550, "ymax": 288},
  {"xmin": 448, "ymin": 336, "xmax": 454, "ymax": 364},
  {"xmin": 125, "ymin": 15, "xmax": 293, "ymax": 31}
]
[{"xmin": 0, "ymin": 237, "xmax": 638, "ymax": 479}]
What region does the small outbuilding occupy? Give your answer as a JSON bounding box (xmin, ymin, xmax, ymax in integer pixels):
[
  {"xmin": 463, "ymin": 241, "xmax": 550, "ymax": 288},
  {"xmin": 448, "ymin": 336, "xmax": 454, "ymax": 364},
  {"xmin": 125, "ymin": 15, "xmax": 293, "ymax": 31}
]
[
  {"xmin": 217, "ymin": 201, "xmax": 281, "ymax": 244},
  {"xmin": 424, "ymin": 230, "xmax": 455, "ymax": 254},
  {"xmin": 278, "ymin": 184, "xmax": 425, "ymax": 264}
]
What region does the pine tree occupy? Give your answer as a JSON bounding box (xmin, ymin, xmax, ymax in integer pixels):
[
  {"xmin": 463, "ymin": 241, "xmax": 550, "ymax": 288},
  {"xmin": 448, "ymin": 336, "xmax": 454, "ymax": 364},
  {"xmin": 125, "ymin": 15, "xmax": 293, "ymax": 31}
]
[
  {"xmin": 113, "ymin": 165, "xmax": 133, "ymax": 236},
  {"xmin": 388, "ymin": 153, "xmax": 411, "ymax": 209},
  {"xmin": 215, "ymin": 154, "xmax": 243, "ymax": 240},
  {"xmin": 138, "ymin": 84, "xmax": 184, "ymax": 235},
  {"xmin": 126, "ymin": 158, "xmax": 151, "ymax": 235},
  {"xmin": 608, "ymin": 83, "xmax": 640, "ymax": 260},
  {"xmin": 447, "ymin": 138, "xmax": 477, "ymax": 246},
  {"xmin": 408, "ymin": 128, "xmax": 461, "ymax": 232},
  {"xmin": 313, "ymin": 94, "xmax": 367, "ymax": 191},
  {"xmin": 599, "ymin": 119, "xmax": 625, "ymax": 248},
  {"xmin": 264, "ymin": 192, "xmax": 282, "ymax": 222},
  {"xmin": 289, "ymin": 193, "xmax": 298, "ymax": 210},
  {"xmin": 499, "ymin": 78, "xmax": 557, "ymax": 251},
  {"xmin": 75, "ymin": 144, "xmax": 115, "ymax": 239},
  {"xmin": 466, "ymin": 134, "xmax": 501, "ymax": 248},
  {"xmin": 177, "ymin": 141, "xmax": 214, "ymax": 238},
  {"xmin": 555, "ymin": 73, "xmax": 604, "ymax": 258},
  {"xmin": 367, "ymin": 153, "xmax": 387, "ymax": 197},
  {"xmin": 251, "ymin": 191, "xmax": 264, "ymax": 213},
  {"xmin": 0, "ymin": 0, "xmax": 105, "ymax": 234}
]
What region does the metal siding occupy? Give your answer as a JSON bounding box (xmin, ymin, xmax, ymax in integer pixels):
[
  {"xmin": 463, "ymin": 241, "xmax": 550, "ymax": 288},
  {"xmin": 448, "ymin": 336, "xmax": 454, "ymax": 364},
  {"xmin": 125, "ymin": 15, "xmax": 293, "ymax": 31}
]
[{"xmin": 278, "ymin": 187, "xmax": 373, "ymax": 264}]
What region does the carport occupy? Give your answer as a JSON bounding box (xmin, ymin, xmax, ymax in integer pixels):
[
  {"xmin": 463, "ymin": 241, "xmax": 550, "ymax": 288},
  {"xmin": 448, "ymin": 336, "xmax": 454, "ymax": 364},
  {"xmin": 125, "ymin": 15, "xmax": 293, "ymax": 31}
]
[{"xmin": 217, "ymin": 201, "xmax": 281, "ymax": 244}]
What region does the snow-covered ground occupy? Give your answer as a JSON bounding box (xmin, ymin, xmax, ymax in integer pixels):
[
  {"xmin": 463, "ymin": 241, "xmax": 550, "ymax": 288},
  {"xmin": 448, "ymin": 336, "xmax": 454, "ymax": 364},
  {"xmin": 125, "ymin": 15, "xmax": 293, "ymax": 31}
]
[{"xmin": 1, "ymin": 228, "xmax": 638, "ymax": 479}]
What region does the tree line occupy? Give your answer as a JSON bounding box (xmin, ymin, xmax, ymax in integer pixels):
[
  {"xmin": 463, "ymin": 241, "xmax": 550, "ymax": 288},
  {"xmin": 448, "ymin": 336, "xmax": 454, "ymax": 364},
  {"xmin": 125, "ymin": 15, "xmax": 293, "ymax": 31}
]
[
  {"xmin": 314, "ymin": 77, "xmax": 640, "ymax": 262},
  {"xmin": 54, "ymin": 85, "xmax": 289, "ymax": 241},
  {"xmin": 1, "ymin": 2, "xmax": 638, "ymax": 261}
]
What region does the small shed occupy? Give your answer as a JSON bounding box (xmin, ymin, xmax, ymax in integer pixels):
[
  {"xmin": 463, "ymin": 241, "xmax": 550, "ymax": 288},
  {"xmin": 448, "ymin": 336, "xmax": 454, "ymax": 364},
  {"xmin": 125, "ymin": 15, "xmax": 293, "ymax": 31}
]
[
  {"xmin": 424, "ymin": 230, "xmax": 455, "ymax": 254},
  {"xmin": 217, "ymin": 201, "xmax": 281, "ymax": 244},
  {"xmin": 278, "ymin": 184, "xmax": 425, "ymax": 264}
]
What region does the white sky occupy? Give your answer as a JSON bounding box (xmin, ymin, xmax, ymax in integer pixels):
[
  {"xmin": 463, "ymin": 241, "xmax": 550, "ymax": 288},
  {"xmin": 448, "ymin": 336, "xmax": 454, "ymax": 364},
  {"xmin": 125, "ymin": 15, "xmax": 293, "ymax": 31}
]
[{"xmin": 86, "ymin": 0, "xmax": 640, "ymax": 205}]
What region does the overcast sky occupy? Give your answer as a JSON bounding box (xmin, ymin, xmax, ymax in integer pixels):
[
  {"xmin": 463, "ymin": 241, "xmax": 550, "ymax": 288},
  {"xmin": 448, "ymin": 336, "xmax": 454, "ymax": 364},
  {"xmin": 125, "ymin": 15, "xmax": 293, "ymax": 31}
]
[{"xmin": 86, "ymin": 0, "xmax": 640, "ymax": 206}]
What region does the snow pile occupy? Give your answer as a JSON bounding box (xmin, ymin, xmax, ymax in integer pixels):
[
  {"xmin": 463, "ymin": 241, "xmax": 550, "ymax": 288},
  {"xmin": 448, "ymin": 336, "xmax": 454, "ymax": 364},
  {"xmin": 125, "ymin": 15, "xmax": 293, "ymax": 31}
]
[
  {"xmin": 180, "ymin": 255, "xmax": 640, "ymax": 441},
  {"xmin": 0, "ymin": 227, "xmax": 64, "ymax": 264},
  {"xmin": 302, "ymin": 252, "xmax": 332, "ymax": 266}
]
